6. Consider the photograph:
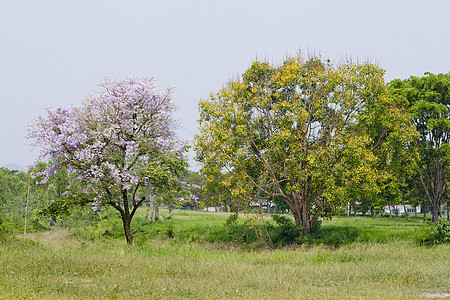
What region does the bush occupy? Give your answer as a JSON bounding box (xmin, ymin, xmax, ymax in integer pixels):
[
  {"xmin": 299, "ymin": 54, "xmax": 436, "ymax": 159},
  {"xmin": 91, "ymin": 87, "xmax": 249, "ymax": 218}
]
[
  {"xmin": 430, "ymin": 219, "xmax": 450, "ymax": 244},
  {"xmin": 0, "ymin": 212, "xmax": 24, "ymax": 238},
  {"xmin": 270, "ymin": 214, "xmax": 301, "ymax": 246},
  {"xmin": 0, "ymin": 213, "xmax": 9, "ymax": 241},
  {"xmin": 0, "ymin": 212, "xmax": 39, "ymax": 244},
  {"xmin": 416, "ymin": 219, "xmax": 450, "ymax": 245},
  {"xmin": 224, "ymin": 213, "xmax": 239, "ymax": 227}
]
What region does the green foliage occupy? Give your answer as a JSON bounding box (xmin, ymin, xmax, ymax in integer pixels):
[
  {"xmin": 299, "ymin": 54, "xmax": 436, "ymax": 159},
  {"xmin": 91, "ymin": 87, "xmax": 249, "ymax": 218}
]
[
  {"xmin": 71, "ymin": 209, "xmax": 122, "ymax": 240},
  {"xmin": 270, "ymin": 214, "xmax": 301, "ymax": 246},
  {"xmin": 305, "ymin": 225, "xmax": 360, "ymax": 247},
  {"xmin": 36, "ymin": 197, "xmax": 86, "ymax": 221},
  {"xmin": 431, "ymin": 219, "xmax": 450, "ymax": 243},
  {"xmin": 389, "ymin": 72, "xmax": 450, "ymax": 223},
  {"xmin": 416, "ymin": 222, "xmax": 435, "ymax": 245},
  {"xmin": 223, "ymin": 212, "xmax": 239, "ymax": 227},
  {"xmin": 18, "ymin": 207, "xmax": 446, "ymax": 250},
  {"xmin": 135, "ymin": 218, "xmax": 176, "ymax": 242},
  {"xmin": 196, "ymin": 53, "xmax": 416, "ymax": 232},
  {"xmin": 0, "ymin": 167, "xmax": 27, "ymax": 215},
  {"xmin": 0, "ymin": 211, "xmax": 46, "ymax": 241},
  {"xmin": 182, "ymin": 170, "xmax": 206, "ymax": 206},
  {"xmin": 143, "ymin": 150, "xmax": 191, "ymax": 205},
  {"xmin": 0, "ymin": 212, "xmax": 10, "ymax": 241},
  {"xmin": 417, "ymin": 219, "xmax": 450, "ymax": 245},
  {"xmin": 0, "ymin": 211, "xmax": 33, "ymax": 238}
]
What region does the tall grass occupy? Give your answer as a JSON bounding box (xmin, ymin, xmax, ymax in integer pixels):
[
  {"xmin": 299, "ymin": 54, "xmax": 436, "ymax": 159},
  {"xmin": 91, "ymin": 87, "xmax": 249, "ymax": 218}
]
[
  {"xmin": 1, "ymin": 229, "xmax": 449, "ymax": 299},
  {"xmin": 1, "ymin": 209, "xmax": 449, "ymax": 299}
]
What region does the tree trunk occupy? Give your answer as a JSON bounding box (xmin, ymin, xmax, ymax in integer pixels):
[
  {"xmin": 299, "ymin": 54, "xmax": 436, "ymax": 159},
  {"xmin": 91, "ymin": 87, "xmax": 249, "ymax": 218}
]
[
  {"xmin": 109, "ymin": 189, "xmax": 145, "ymax": 245},
  {"xmin": 149, "ymin": 197, "xmax": 160, "ymax": 222},
  {"xmin": 292, "ymin": 209, "xmax": 302, "ymax": 230},
  {"xmin": 153, "ymin": 201, "xmax": 159, "ymax": 221},
  {"xmin": 150, "ymin": 208, "xmax": 154, "ymax": 222},
  {"xmin": 370, "ymin": 206, "xmax": 375, "ymax": 218},
  {"xmin": 418, "ymin": 165, "xmax": 445, "ymax": 224},
  {"xmin": 155, "ymin": 202, "xmax": 159, "ymax": 219},
  {"xmin": 432, "ymin": 202, "xmax": 439, "ymax": 224},
  {"xmin": 404, "ymin": 204, "xmax": 409, "ymax": 221},
  {"xmin": 123, "ymin": 216, "xmax": 133, "ymax": 245},
  {"xmin": 168, "ymin": 202, "xmax": 174, "ymax": 217},
  {"xmin": 423, "ymin": 206, "xmax": 427, "ymax": 222},
  {"xmin": 258, "ymin": 199, "xmax": 263, "ymax": 215},
  {"xmin": 290, "ymin": 190, "xmax": 311, "ymax": 233}
]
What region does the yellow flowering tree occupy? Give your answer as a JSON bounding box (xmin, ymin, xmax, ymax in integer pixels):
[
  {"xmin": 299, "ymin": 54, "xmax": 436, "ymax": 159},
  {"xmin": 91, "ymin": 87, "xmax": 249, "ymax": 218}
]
[{"xmin": 195, "ymin": 54, "xmax": 415, "ymax": 232}]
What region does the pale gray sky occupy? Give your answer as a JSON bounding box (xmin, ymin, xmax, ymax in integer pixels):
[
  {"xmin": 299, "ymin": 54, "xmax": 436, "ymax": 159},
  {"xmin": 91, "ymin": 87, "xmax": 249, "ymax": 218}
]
[{"xmin": 1, "ymin": 0, "xmax": 449, "ymax": 170}]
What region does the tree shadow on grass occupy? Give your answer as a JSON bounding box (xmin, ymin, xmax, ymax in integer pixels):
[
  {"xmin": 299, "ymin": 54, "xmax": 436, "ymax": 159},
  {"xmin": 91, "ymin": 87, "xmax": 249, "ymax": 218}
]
[{"xmin": 304, "ymin": 225, "xmax": 361, "ymax": 247}]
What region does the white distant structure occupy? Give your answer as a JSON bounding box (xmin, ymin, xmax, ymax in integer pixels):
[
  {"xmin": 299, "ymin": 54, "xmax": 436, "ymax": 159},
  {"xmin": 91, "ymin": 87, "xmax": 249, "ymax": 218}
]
[
  {"xmin": 383, "ymin": 205, "xmax": 420, "ymax": 215},
  {"xmin": 384, "ymin": 204, "xmax": 448, "ymax": 217}
]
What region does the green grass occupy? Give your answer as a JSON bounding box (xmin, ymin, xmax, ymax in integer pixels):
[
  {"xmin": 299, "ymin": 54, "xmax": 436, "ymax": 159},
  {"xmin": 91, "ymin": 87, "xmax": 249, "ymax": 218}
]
[
  {"xmin": 308, "ymin": 215, "xmax": 430, "ymax": 245},
  {"xmin": 132, "ymin": 209, "xmax": 438, "ymax": 247},
  {"xmin": 64, "ymin": 208, "xmax": 445, "ymax": 249},
  {"xmin": 1, "ymin": 209, "xmax": 449, "ymax": 299}
]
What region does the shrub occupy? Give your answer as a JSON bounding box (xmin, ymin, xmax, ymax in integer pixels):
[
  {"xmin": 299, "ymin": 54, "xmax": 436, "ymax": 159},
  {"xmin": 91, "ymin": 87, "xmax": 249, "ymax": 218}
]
[
  {"xmin": 416, "ymin": 219, "xmax": 450, "ymax": 245},
  {"xmin": 224, "ymin": 212, "xmax": 239, "ymax": 227},
  {"xmin": 0, "ymin": 213, "xmax": 9, "ymax": 241},
  {"xmin": 270, "ymin": 214, "xmax": 301, "ymax": 246},
  {"xmin": 430, "ymin": 219, "xmax": 450, "ymax": 244},
  {"xmin": 0, "ymin": 212, "xmax": 24, "ymax": 238}
]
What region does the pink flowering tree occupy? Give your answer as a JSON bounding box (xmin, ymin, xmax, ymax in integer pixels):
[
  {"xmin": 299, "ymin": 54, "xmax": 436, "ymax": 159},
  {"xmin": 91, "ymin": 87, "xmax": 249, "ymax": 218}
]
[{"xmin": 28, "ymin": 77, "xmax": 190, "ymax": 244}]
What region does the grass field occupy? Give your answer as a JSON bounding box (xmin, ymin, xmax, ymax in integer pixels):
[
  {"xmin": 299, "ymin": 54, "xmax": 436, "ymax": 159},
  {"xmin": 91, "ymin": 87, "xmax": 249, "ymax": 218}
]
[{"xmin": 1, "ymin": 209, "xmax": 449, "ymax": 299}]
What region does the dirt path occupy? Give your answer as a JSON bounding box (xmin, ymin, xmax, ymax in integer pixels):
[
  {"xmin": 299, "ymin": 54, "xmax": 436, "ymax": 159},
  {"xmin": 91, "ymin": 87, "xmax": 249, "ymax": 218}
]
[{"xmin": 20, "ymin": 228, "xmax": 79, "ymax": 249}]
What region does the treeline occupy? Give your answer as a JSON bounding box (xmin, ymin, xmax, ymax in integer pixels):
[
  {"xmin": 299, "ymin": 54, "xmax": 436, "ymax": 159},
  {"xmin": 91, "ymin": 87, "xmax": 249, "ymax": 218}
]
[
  {"xmin": 0, "ymin": 163, "xmax": 69, "ymax": 232},
  {"xmin": 0, "ymin": 164, "xmax": 204, "ymax": 231}
]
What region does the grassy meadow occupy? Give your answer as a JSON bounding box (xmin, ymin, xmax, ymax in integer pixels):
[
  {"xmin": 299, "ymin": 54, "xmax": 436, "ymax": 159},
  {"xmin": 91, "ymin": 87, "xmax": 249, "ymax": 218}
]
[{"xmin": 1, "ymin": 209, "xmax": 449, "ymax": 299}]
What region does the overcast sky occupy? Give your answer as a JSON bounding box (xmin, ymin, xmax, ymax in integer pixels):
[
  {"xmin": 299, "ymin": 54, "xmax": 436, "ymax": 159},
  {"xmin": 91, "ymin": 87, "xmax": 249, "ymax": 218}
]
[{"xmin": 1, "ymin": 0, "xmax": 449, "ymax": 171}]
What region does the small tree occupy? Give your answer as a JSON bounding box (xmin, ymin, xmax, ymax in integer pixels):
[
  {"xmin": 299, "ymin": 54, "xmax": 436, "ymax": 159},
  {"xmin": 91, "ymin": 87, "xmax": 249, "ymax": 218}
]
[{"xmin": 29, "ymin": 77, "xmax": 188, "ymax": 244}]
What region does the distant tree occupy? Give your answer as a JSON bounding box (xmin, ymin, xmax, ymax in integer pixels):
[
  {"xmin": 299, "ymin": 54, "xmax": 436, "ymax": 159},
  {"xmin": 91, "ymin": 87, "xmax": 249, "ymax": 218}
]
[
  {"xmin": 196, "ymin": 169, "xmax": 255, "ymax": 213},
  {"xmin": 29, "ymin": 77, "xmax": 189, "ymax": 244},
  {"xmin": 31, "ymin": 162, "xmax": 99, "ymax": 224},
  {"xmin": 389, "ymin": 72, "xmax": 449, "ymax": 223},
  {"xmin": 183, "ymin": 170, "xmax": 205, "ymax": 205},
  {"xmin": 195, "ymin": 54, "xmax": 416, "ymax": 233},
  {"xmin": 144, "ymin": 152, "xmax": 190, "ymax": 219},
  {"xmin": 0, "ymin": 167, "xmax": 27, "ymax": 215}
]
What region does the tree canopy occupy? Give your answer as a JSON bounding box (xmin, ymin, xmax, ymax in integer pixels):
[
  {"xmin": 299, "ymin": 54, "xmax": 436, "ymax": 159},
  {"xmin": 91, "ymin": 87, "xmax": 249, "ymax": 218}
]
[
  {"xmin": 28, "ymin": 77, "xmax": 189, "ymax": 244},
  {"xmin": 389, "ymin": 72, "xmax": 449, "ymax": 223},
  {"xmin": 195, "ymin": 54, "xmax": 416, "ymax": 232}
]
